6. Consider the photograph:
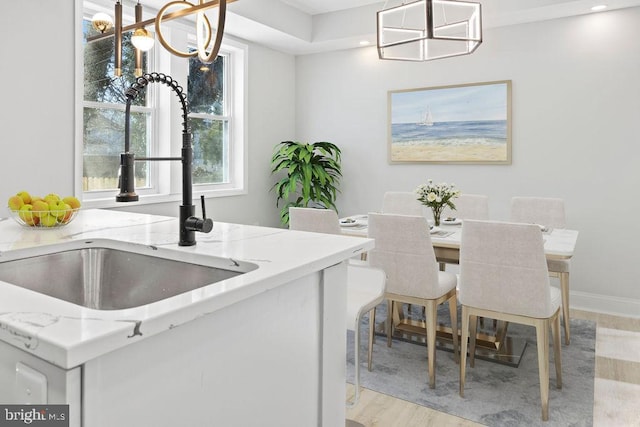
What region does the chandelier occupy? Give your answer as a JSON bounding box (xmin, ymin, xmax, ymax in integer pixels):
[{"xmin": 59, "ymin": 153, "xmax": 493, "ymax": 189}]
[
  {"xmin": 377, "ymin": 0, "xmax": 482, "ymax": 61},
  {"xmin": 89, "ymin": 0, "xmax": 234, "ymax": 76}
]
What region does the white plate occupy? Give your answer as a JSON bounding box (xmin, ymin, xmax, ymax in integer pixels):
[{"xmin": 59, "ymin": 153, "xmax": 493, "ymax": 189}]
[
  {"xmin": 430, "ymin": 226, "xmax": 441, "ymax": 234},
  {"xmin": 442, "ymin": 217, "xmax": 462, "ymax": 225},
  {"xmin": 340, "ymin": 219, "xmax": 360, "ymax": 227}
]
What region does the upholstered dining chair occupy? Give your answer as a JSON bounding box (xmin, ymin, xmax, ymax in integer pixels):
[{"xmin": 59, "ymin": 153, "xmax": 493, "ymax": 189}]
[
  {"xmin": 367, "ymin": 212, "xmax": 459, "ymax": 389},
  {"xmin": 382, "ymin": 191, "xmax": 424, "ymax": 216},
  {"xmin": 510, "ymin": 196, "xmax": 572, "ymax": 344},
  {"xmin": 344, "ymin": 264, "xmax": 386, "ymax": 406},
  {"xmin": 459, "ymin": 220, "xmax": 562, "ymax": 422},
  {"xmin": 442, "ymin": 193, "xmax": 490, "ymax": 220},
  {"xmin": 288, "ymin": 207, "xmax": 386, "ymax": 406},
  {"xmin": 289, "ymin": 206, "xmax": 342, "ymax": 234}
]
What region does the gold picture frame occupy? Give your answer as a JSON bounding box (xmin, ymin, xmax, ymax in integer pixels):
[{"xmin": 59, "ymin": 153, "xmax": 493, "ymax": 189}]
[{"xmin": 388, "ymin": 80, "xmax": 512, "ymax": 164}]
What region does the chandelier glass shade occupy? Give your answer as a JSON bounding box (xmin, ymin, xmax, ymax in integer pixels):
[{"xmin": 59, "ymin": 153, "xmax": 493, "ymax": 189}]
[
  {"xmin": 377, "ymin": 0, "xmax": 482, "ymax": 61},
  {"xmin": 91, "ymin": 12, "xmax": 114, "ymax": 33},
  {"xmin": 131, "ymin": 28, "xmax": 155, "ymax": 51}
]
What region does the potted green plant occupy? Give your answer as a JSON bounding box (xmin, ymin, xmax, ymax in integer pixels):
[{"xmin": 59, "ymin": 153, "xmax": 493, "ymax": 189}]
[{"xmin": 270, "ymin": 141, "xmax": 342, "ymax": 225}]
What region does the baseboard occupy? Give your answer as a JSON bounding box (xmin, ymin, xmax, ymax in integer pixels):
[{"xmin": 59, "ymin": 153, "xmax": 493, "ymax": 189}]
[{"xmin": 570, "ymin": 290, "xmax": 640, "ymax": 319}]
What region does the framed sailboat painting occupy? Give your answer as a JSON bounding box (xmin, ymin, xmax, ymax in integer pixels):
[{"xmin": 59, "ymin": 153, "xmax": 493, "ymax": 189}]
[{"xmin": 388, "ymin": 80, "xmax": 512, "ymax": 164}]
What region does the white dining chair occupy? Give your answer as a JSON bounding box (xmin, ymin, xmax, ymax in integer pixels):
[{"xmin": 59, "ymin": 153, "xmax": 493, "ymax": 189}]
[
  {"xmin": 510, "ymin": 197, "xmax": 566, "ymax": 228},
  {"xmin": 459, "ymin": 220, "xmax": 562, "ymax": 422},
  {"xmin": 367, "ymin": 212, "xmax": 459, "ymax": 389},
  {"xmin": 289, "ymin": 206, "xmax": 342, "ymax": 234},
  {"xmin": 345, "ymin": 264, "xmax": 386, "ymax": 407},
  {"xmin": 510, "ymin": 196, "xmax": 572, "ymax": 344},
  {"xmin": 442, "ymin": 193, "xmax": 489, "ymax": 220},
  {"xmin": 288, "ymin": 207, "xmax": 386, "ymax": 406},
  {"xmin": 382, "ymin": 191, "xmax": 424, "ymax": 216}
]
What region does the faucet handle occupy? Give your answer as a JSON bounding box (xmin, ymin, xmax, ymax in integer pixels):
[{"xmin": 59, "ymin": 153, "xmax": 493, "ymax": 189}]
[
  {"xmin": 192, "ymin": 217, "xmax": 213, "ymax": 233},
  {"xmin": 199, "ymin": 195, "xmax": 214, "ymax": 233},
  {"xmin": 183, "ymin": 196, "xmax": 213, "ymax": 234}
]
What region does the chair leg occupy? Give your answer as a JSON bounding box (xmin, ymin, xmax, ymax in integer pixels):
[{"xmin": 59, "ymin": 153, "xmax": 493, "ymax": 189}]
[
  {"xmin": 448, "ymin": 294, "xmax": 459, "ymax": 363},
  {"xmin": 469, "ymin": 315, "xmax": 478, "ymax": 368},
  {"xmin": 386, "ymin": 300, "xmax": 393, "ymax": 347},
  {"xmin": 535, "ymin": 319, "xmax": 550, "ymax": 422},
  {"xmin": 368, "ymin": 308, "xmax": 376, "ymax": 372},
  {"xmin": 460, "ymin": 305, "xmax": 469, "ymax": 398},
  {"xmin": 552, "ymin": 311, "xmax": 562, "ymax": 389},
  {"xmin": 560, "ymin": 272, "xmax": 570, "ymax": 345},
  {"xmin": 425, "ymin": 301, "xmax": 437, "ymax": 389}
]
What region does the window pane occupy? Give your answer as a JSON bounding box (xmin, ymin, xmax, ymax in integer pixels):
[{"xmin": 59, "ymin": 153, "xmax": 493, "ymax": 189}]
[
  {"xmin": 191, "ymin": 118, "xmax": 228, "ymax": 184},
  {"xmin": 82, "ymin": 19, "xmax": 147, "ymax": 106},
  {"xmin": 188, "ymin": 55, "xmax": 224, "ymax": 115},
  {"xmin": 83, "ymin": 107, "xmax": 149, "ymax": 191}
]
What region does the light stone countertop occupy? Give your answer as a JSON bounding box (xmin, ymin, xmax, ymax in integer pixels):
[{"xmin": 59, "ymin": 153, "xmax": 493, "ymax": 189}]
[{"xmin": 0, "ymin": 209, "xmax": 373, "ymax": 369}]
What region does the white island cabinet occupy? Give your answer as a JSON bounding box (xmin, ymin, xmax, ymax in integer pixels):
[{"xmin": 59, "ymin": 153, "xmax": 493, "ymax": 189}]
[{"xmin": 0, "ymin": 209, "xmax": 373, "ymax": 427}]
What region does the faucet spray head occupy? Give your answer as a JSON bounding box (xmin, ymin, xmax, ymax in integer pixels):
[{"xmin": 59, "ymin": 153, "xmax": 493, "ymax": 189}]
[
  {"xmin": 116, "ymin": 152, "xmax": 139, "ymax": 202},
  {"xmin": 116, "ymin": 82, "xmax": 140, "ymax": 203}
]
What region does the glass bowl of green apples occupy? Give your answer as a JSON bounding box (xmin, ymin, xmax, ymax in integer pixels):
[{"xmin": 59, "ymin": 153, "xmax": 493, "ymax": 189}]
[{"xmin": 6, "ymin": 191, "xmax": 81, "ymax": 228}]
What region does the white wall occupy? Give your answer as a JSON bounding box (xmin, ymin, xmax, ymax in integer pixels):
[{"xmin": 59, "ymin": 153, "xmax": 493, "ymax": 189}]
[
  {"xmin": 294, "ymin": 8, "xmax": 640, "ymax": 316},
  {"xmin": 1, "ymin": 0, "xmax": 76, "ymax": 198}
]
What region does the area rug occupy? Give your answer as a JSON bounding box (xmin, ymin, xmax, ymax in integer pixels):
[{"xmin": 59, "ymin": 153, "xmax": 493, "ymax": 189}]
[{"xmin": 346, "ymin": 304, "xmax": 595, "ymax": 427}]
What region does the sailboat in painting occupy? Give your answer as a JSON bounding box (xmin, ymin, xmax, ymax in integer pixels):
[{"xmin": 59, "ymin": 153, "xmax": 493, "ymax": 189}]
[{"xmin": 419, "ymin": 107, "xmax": 434, "ymax": 126}]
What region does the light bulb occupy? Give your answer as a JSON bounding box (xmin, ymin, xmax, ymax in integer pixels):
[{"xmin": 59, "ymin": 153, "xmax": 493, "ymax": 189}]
[
  {"xmin": 196, "ymin": 12, "xmax": 212, "ymax": 61},
  {"xmin": 131, "ymin": 28, "xmax": 155, "ymax": 52},
  {"xmin": 92, "ymin": 12, "xmax": 113, "ymax": 33}
]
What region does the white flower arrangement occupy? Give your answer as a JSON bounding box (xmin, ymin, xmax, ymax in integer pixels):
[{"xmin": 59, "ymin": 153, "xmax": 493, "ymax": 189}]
[{"xmin": 415, "ymin": 179, "xmax": 460, "ymax": 225}]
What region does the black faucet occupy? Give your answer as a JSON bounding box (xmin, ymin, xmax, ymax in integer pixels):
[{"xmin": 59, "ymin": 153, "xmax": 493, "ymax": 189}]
[{"xmin": 116, "ymin": 72, "xmax": 213, "ymax": 246}]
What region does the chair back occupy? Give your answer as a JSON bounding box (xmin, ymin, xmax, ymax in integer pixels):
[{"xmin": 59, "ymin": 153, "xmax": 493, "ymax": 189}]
[
  {"xmin": 459, "ymin": 220, "xmax": 554, "ymax": 318},
  {"xmin": 442, "ymin": 194, "xmax": 489, "ymax": 220},
  {"xmin": 289, "ymin": 207, "xmax": 341, "ymax": 234},
  {"xmin": 510, "ymin": 197, "xmax": 566, "ymax": 228},
  {"xmin": 367, "ymin": 213, "xmax": 440, "ymax": 299},
  {"xmin": 382, "ymin": 192, "xmax": 424, "ymax": 216}
]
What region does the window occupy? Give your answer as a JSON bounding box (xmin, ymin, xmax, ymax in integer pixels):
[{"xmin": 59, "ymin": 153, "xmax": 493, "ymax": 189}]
[
  {"xmin": 188, "ymin": 54, "xmax": 229, "ymax": 185},
  {"xmin": 82, "ymin": 19, "xmax": 153, "ymax": 195},
  {"xmin": 79, "ymin": 2, "xmax": 247, "ymax": 207}
]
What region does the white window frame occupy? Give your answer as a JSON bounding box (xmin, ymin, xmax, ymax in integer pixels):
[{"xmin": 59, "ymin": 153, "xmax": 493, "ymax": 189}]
[{"xmin": 76, "ymin": 0, "xmax": 248, "ymax": 209}]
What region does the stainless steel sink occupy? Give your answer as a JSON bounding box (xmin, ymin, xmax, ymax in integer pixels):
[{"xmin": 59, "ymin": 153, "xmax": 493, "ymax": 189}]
[{"xmin": 0, "ymin": 239, "xmax": 257, "ymax": 310}]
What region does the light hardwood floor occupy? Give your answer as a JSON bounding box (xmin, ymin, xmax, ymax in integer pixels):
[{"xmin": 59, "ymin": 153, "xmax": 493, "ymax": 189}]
[{"xmin": 346, "ymin": 309, "xmax": 640, "ymax": 427}]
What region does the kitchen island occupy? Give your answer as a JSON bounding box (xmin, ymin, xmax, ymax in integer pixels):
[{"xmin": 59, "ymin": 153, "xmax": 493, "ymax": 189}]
[{"xmin": 0, "ymin": 209, "xmax": 373, "ymax": 427}]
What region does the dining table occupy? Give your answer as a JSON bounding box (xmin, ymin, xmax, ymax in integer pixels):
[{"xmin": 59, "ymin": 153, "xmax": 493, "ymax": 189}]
[{"xmin": 339, "ymin": 214, "xmax": 579, "ymax": 367}]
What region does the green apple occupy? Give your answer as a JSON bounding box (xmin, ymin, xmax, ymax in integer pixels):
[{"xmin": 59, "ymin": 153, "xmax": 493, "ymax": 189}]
[
  {"xmin": 39, "ymin": 213, "xmax": 58, "ymax": 227},
  {"xmin": 31, "ymin": 200, "xmax": 50, "ymax": 217},
  {"xmin": 18, "ymin": 204, "xmax": 39, "ymax": 226},
  {"xmin": 49, "ymin": 201, "xmax": 70, "ymax": 219},
  {"xmin": 59, "ymin": 207, "xmax": 75, "ymax": 223},
  {"xmin": 62, "ymin": 196, "xmax": 81, "ymax": 210},
  {"xmin": 7, "ymin": 195, "xmax": 24, "ymax": 211},
  {"xmin": 16, "ymin": 191, "xmax": 32, "ymax": 205},
  {"xmin": 44, "ymin": 193, "xmax": 61, "ymax": 204}
]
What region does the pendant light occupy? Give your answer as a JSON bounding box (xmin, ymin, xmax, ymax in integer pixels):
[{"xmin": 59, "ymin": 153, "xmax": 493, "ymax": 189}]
[{"xmin": 377, "ymin": 0, "xmax": 482, "ymax": 61}]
